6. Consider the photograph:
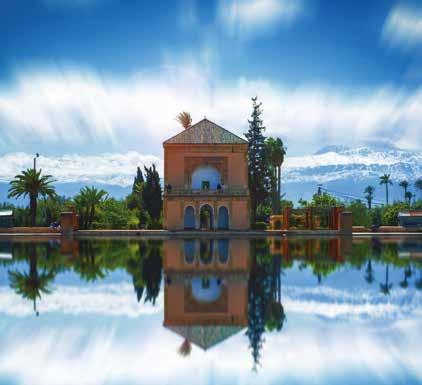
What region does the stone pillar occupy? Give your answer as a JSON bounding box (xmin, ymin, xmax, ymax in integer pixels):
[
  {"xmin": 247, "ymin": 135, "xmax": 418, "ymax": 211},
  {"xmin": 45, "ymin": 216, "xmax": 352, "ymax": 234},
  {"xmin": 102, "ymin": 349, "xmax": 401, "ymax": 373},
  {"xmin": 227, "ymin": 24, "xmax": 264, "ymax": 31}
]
[
  {"xmin": 61, "ymin": 211, "xmax": 79, "ymax": 235},
  {"xmin": 309, "ymin": 207, "xmax": 314, "ymax": 230},
  {"xmin": 282, "ymin": 207, "xmax": 290, "ymax": 230},
  {"xmin": 339, "ymin": 211, "xmax": 352, "ymax": 235}
]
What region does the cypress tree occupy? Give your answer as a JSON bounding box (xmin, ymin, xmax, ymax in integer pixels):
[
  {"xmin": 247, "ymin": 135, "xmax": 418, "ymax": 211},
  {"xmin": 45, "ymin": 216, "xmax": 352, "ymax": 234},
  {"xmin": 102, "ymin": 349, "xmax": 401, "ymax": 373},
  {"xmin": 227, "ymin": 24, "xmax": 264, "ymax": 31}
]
[
  {"xmin": 132, "ymin": 166, "xmax": 145, "ymax": 193},
  {"xmin": 245, "ymin": 96, "xmax": 269, "ymax": 223},
  {"xmin": 142, "ymin": 164, "xmax": 162, "ymax": 222}
]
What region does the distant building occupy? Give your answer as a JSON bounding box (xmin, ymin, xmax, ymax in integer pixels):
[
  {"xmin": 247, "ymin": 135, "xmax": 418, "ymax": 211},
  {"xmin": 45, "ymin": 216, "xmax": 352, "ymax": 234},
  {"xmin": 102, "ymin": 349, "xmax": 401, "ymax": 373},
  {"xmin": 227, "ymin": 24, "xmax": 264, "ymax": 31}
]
[
  {"xmin": 0, "ymin": 210, "xmax": 13, "ymax": 228},
  {"xmin": 163, "ymin": 118, "xmax": 250, "ymax": 230},
  {"xmin": 398, "ymin": 210, "xmax": 422, "ymax": 228}
]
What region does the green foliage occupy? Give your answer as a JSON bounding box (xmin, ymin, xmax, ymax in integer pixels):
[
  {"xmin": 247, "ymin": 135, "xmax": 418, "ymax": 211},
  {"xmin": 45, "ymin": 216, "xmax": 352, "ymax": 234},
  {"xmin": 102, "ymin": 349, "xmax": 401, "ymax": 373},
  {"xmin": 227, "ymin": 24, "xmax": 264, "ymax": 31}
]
[
  {"xmin": 280, "ymin": 199, "xmax": 294, "ymax": 210},
  {"xmin": 95, "ymin": 198, "xmax": 139, "ymax": 229},
  {"xmin": 346, "ymin": 200, "xmax": 371, "ymax": 227},
  {"xmin": 306, "ymin": 192, "xmax": 342, "ymax": 208},
  {"xmin": 381, "ymin": 202, "xmax": 408, "ymax": 226}
]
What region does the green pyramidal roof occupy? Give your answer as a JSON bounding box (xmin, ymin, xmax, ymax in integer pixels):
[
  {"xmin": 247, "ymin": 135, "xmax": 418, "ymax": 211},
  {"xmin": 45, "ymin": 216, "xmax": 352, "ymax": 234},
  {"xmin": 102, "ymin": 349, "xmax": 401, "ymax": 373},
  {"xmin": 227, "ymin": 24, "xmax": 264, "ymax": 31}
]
[
  {"xmin": 167, "ymin": 325, "xmax": 244, "ymax": 350},
  {"xmin": 164, "ymin": 118, "xmax": 247, "ymax": 144}
]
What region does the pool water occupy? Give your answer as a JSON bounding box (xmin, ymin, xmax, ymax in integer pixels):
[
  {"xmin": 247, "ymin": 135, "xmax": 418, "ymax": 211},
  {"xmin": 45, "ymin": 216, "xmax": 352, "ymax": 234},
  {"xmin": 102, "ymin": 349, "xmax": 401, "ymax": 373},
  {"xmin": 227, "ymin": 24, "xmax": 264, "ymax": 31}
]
[{"xmin": 0, "ymin": 236, "xmax": 421, "ymax": 385}]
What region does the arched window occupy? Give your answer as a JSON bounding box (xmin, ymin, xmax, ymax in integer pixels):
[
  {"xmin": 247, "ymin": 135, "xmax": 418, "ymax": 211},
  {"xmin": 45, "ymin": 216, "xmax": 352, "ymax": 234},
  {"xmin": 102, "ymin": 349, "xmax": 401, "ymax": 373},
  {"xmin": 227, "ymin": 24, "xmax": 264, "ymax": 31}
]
[
  {"xmin": 217, "ymin": 206, "xmax": 229, "ymax": 229},
  {"xmin": 184, "ymin": 206, "xmax": 195, "ymax": 229},
  {"xmin": 191, "ymin": 166, "xmax": 221, "ymax": 190}
]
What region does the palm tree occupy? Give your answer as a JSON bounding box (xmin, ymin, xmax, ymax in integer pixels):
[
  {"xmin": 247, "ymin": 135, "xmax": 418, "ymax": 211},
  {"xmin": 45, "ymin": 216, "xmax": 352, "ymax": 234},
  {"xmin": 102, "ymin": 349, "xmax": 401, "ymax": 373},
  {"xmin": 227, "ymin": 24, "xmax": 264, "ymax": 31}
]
[
  {"xmin": 8, "ymin": 244, "xmax": 55, "ymax": 315},
  {"xmin": 405, "ymin": 191, "xmax": 414, "ymax": 206},
  {"xmin": 364, "ymin": 186, "xmax": 375, "ymax": 210},
  {"xmin": 415, "ymin": 178, "xmax": 422, "ymax": 198},
  {"xmin": 74, "ymin": 186, "xmax": 108, "ymax": 229},
  {"xmin": 379, "ymin": 174, "xmax": 393, "ymax": 205},
  {"xmin": 380, "ymin": 264, "xmax": 393, "ymax": 295},
  {"xmin": 8, "ymin": 168, "xmax": 56, "ymax": 226},
  {"xmin": 399, "ymin": 180, "xmax": 409, "ymax": 202},
  {"xmin": 265, "ymin": 137, "xmax": 286, "ymax": 214},
  {"xmin": 176, "ymin": 111, "xmax": 192, "ymax": 130}
]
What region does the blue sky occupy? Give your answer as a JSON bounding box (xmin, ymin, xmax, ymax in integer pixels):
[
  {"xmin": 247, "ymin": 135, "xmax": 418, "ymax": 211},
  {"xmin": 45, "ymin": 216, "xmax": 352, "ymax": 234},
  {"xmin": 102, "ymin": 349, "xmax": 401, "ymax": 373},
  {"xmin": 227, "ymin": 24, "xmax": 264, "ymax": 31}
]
[{"xmin": 0, "ymin": 0, "xmax": 422, "ymax": 160}]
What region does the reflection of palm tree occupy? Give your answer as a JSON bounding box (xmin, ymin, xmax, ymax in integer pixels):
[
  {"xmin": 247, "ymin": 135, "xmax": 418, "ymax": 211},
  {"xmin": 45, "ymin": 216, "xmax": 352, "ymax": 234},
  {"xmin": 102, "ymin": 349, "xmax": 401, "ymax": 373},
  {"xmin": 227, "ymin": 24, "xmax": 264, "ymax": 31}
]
[
  {"xmin": 178, "ymin": 339, "xmax": 192, "ymax": 357},
  {"xmin": 415, "ymin": 270, "xmax": 422, "ymax": 290},
  {"xmin": 380, "ymin": 265, "xmax": 393, "ymax": 295},
  {"xmin": 8, "ymin": 245, "xmax": 55, "ymax": 315},
  {"xmin": 365, "ymin": 259, "xmax": 375, "ymax": 284},
  {"xmin": 75, "ymin": 242, "xmax": 106, "ymax": 282},
  {"xmin": 399, "ymin": 266, "xmax": 412, "ymax": 289}
]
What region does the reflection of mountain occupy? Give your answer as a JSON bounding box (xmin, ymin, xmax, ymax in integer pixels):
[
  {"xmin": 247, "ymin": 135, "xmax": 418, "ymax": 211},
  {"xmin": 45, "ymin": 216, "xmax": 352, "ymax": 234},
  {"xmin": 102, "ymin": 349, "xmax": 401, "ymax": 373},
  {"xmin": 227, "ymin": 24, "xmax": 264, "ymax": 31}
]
[{"xmin": 163, "ymin": 239, "xmax": 250, "ymax": 351}]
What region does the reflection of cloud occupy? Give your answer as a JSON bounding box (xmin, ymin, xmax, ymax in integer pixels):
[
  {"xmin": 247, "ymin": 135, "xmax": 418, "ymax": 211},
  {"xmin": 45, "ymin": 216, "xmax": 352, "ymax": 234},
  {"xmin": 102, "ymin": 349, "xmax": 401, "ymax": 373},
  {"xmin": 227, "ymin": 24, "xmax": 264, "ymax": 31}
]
[
  {"xmin": 283, "ymin": 285, "xmax": 422, "ymax": 321},
  {"xmin": 218, "ymin": 0, "xmax": 303, "ymax": 37},
  {"xmin": 1, "ymin": 282, "xmax": 421, "ymax": 322},
  {"xmin": 383, "ymin": 5, "xmax": 422, "ymax": 46},
  {"xmin": 2, "ymin": 66, "xmax": 422, "ymax": 156},
  {"xmin": 0, "ymin": 152, "xmax": 162, "ymax": 186},
  {"xmin": 0, "ymin": 311, "xmax": 421, "ymax": 385},
  {"xmin": 0, "ymin": 283, "xmax": 162, "ymax": 317}
]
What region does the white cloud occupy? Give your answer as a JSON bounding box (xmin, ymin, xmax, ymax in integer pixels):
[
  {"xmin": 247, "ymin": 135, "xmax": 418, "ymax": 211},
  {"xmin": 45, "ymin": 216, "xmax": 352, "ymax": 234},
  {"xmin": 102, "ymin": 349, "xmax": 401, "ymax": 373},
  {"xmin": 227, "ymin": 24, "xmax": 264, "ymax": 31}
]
[
  {"xmin": 1, "ymin": 280, "xmax": 422, "ymax": 384},
  {"xmin": 0, "ymin": 309, "xmax": 421, "ymax": 385},
  {"xmin": 1, "ymin": 281, "xmax": 421, "ymax": 321},
  {"xmin": 1, "ymin": 65, "xmax": 422, "ymax": 160},
  {"xmin": 383, "ymin": 5, "xmax": 422, "ymax": 46},
  {"xmin": 218, "ymin": 0, "xmax": 303, "ymax": 37},
  {"xmin": 0, "ymin": 152, "xmax": 162, "ymax": 186},
  {"xmin": 0, "ymin": 283, "xmax": 162, "ymax": 317}
]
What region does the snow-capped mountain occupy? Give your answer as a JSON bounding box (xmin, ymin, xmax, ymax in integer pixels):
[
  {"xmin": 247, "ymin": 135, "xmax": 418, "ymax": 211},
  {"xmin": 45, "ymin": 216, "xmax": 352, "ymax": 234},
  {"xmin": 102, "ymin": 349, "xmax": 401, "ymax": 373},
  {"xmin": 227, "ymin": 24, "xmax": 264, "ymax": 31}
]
[
  {"xmin": 0, "ymin": 146, "xmax": 421, "ymax": 204},
  {"xmin": 282, "ymin": 146, "xmax": 422, "ymax": 203}
]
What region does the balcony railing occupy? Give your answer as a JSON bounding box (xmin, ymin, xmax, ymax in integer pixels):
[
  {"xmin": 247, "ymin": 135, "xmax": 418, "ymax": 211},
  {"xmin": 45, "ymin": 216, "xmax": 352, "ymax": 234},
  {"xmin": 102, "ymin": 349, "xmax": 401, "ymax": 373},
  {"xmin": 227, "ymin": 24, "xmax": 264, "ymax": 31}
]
[{"xmin": 164, "ymin": 186, "xmax": 249, "ymax": 196}]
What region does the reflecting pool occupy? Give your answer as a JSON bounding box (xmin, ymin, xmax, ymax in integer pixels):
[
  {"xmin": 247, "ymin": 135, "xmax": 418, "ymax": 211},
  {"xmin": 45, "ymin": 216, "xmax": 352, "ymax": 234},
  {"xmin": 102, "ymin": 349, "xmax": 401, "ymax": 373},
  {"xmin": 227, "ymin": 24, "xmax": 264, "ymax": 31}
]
[{"xmin": 0, "ymin": 236, "xmax": 421, "ymax": 385}]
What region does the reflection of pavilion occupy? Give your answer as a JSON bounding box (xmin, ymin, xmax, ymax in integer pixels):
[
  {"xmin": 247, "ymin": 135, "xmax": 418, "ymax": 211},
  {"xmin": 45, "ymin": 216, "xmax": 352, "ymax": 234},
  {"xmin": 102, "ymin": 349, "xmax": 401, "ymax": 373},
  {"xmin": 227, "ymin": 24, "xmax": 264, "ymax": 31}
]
[{"xmin": 163, "ymin": 239, "xmax": 250, "ymax": 350}]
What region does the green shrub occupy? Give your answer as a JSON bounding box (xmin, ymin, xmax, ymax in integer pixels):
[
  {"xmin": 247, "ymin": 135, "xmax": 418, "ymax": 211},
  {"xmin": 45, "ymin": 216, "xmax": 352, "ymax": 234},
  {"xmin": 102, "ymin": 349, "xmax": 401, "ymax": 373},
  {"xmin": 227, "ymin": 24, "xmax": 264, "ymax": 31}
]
[{"xmin": 381, "ymin": 202, "xmax": 408, "ymax": 226}]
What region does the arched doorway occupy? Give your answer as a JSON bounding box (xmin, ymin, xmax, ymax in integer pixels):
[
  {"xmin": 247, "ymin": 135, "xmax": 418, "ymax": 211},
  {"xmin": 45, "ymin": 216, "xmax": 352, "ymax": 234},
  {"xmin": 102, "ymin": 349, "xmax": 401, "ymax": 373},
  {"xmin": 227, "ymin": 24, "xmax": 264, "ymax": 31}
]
[
  {"xmin": 200, "ymin": 205, "xmax": 213, "ymax": 229},
  {"xmin": 184, "ymin": 206, "xmax": 195, "ymax": 229},
  {"xmin": 217, "ymin": 206, "xmax": 229, "ymax": 229}
]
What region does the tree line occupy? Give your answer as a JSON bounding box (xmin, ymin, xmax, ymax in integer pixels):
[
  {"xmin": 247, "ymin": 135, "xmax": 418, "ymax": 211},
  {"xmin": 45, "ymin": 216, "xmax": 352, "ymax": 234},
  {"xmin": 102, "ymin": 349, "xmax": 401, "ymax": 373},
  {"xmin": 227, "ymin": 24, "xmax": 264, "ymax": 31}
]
[{"xmin": 3, "ymin": 164, "xmax": 163, "ymax": 229}]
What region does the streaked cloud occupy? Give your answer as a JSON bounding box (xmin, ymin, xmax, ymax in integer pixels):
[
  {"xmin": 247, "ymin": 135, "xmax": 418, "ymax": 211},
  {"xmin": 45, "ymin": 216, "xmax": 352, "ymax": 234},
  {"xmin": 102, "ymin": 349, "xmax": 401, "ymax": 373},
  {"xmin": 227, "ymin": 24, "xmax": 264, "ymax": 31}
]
[
  {"xmin": 218, "ymin": 0, "xmax": 303, "ymax": 37},
  {"xmin": 383, "ymin": 5, "xmax": 422, "ymax": 46},
  {"xmin": 1, "ymin": 65, "xmax": 422, "ymax": 159}
]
